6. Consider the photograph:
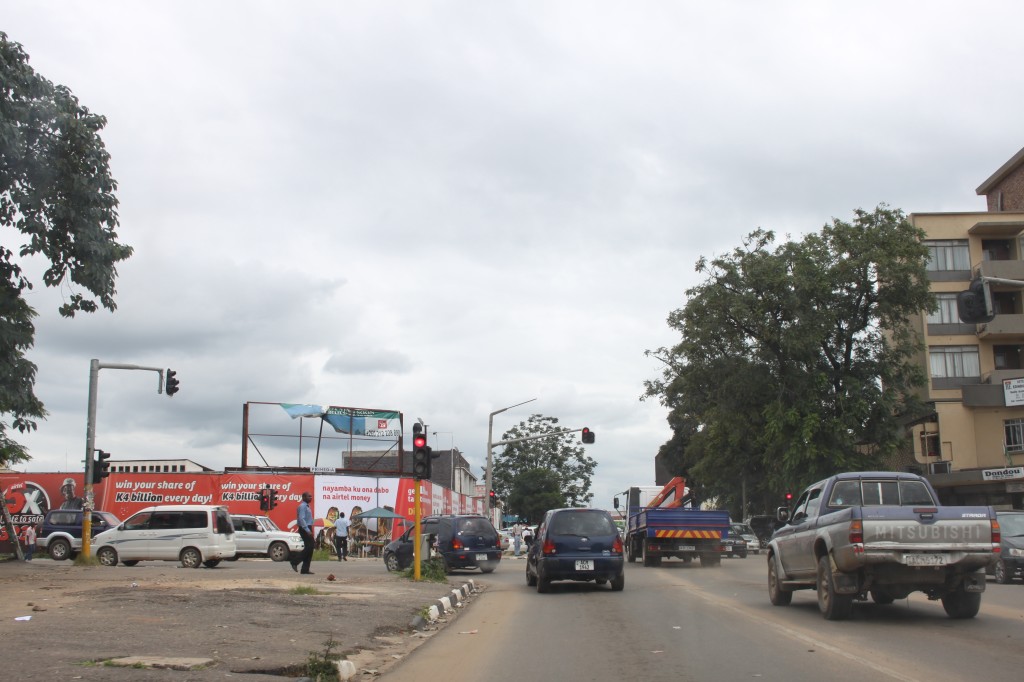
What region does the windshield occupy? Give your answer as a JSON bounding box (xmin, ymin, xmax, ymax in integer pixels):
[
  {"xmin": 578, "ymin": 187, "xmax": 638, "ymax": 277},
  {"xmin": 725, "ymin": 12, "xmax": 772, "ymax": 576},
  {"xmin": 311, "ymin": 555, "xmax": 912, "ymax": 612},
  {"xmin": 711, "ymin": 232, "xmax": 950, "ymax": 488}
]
[
  {"xmin": 259, "ymin": 517, "xmax": 282, "ymax": 532},
  {"xmin": 999, "ymin": 513, "xmax": 1024, "ymax": 537}
]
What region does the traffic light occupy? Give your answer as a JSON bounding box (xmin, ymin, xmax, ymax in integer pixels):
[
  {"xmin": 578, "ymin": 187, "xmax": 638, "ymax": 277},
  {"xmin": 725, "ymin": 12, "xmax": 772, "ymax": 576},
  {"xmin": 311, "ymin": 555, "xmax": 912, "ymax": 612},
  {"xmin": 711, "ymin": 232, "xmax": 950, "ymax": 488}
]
[
  {"xmin": 269, "ymin": 489, "xmax": 279, "ymax": 509},
  {"xmin": 92, "ymin": 450, "xmax": 111, "ymax": 484},
  {"xmin": 784, "ymin": 492, "xmax": 793, "ymax": 506},
  {"xmin": 412, "ymin": 423, "xmax": 431, "ymax": 479},
  {"xmin": 581, "ymin": 427, "xmax": 595, "ymax": 444},
  {"xmin": 165, "ymin": 369, "xmax": 180, "ymax": 397},
  {"xmin": 956, "ymin": 278, "xmax": 995, "ymax": 324},
  {"xmin": 259, "ymin": 488, "xmax": 271, "ymax": 511},
  {"xmin": 488, "ymin": 490, "xmax": 497, "ymax": 507}
]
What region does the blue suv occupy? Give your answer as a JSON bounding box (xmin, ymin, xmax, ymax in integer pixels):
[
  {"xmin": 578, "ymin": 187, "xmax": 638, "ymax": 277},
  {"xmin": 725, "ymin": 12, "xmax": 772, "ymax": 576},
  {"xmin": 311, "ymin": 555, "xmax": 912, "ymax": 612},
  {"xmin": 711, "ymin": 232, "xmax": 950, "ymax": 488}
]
[
  {"xmin": 526, "ymin": 508, "xmax": 624, "ymax": 592},
  {"xmin": 383, "ymin": 515, "xmax": 502, "ymax": 574}
]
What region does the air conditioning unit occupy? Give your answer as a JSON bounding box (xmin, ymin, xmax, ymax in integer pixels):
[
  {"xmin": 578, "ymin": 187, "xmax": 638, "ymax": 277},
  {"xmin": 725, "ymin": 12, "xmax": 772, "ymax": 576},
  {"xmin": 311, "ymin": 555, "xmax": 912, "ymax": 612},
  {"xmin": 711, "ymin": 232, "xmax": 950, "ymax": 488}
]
[{"xmin": 928, "ymin": 461, "xmax": 951, "ymax": 475}]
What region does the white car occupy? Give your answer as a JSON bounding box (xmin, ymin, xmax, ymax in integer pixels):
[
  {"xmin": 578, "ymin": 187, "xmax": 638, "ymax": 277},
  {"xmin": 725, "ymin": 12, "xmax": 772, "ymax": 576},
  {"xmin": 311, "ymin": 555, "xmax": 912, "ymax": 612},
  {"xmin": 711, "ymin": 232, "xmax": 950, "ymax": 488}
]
[{"xmin": 230, "ymin": 514, "xmax": 304, "ymax": 562}]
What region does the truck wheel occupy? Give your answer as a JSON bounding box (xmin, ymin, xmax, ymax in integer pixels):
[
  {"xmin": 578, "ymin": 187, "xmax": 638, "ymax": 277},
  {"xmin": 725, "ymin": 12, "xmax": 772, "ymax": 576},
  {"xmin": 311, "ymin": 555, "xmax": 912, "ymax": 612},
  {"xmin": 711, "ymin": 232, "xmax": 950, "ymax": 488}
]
[
  {"xmin": 941, "ymin": 585, "xmax": 981, "ymax": 619},
  {"xmin": 626, "ymin": 540, "xmax": 637, "ymax": 563},
  {"xmin": 642, "ymin": 543, "xmax": 661, "ymax": 567},
  {"xmin": 767, "ymin": 557, "xmax": 792, "ymax": 606},
  {"xmin": 817, "ymin": 555, "xmax": 853, "ymax": 620},
  {"xmin": 994, "ymin": 559, "xmax": 1012, "ymax": 585},
  {"xmin": 700, "ymin": 553, "xmax": 721, "ymax": 568},
  {"xmin": 48, "ymin": 538, "xmax": 71, "ymax": 561}
]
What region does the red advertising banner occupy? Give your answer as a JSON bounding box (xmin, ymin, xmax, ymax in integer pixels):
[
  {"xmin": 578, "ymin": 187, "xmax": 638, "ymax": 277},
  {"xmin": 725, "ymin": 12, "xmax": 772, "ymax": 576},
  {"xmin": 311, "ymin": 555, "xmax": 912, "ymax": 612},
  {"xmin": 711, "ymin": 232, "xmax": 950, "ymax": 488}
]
[{"xmin": 2, "ymin": 471, "xmax": 481, "ymax": 555}]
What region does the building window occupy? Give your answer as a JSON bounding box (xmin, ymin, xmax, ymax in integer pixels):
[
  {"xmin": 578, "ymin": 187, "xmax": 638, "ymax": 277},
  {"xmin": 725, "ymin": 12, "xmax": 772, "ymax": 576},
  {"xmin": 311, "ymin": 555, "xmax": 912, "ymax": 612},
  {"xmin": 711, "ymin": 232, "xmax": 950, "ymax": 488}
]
[
  {"xmin": 927, "ymin": 293, "xmax": 960, "ymax": 324},
  {"xmin": 929, "ymin": 345, "xmax": 980, "ymax": 378},
  {"xmin": 926, "ymin": 240, "xmax": 970, "ymax": 271},
  {"xmin": 994, "ymin": 345, "xmax": 1024, "ymax": 370},
  {"xmin": 1006, "ymin": 419, "xmax": 1024, "ymax": 453}
]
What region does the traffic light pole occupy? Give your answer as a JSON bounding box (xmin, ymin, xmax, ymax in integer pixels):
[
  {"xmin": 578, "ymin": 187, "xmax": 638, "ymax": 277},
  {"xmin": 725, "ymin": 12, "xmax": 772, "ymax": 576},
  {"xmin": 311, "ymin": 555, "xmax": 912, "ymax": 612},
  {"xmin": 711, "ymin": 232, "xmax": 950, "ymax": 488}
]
[{"xmin": 82, "ymin": 360, "xmax": 171, "ymax": 558}]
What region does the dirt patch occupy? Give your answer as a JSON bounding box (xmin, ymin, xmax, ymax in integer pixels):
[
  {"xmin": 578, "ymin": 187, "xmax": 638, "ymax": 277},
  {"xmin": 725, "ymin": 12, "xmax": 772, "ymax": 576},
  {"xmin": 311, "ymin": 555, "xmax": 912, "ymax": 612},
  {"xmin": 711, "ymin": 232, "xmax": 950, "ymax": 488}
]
[{"xmin": 0, "ymin": 557, "xmax": 474, "ymax": 681}]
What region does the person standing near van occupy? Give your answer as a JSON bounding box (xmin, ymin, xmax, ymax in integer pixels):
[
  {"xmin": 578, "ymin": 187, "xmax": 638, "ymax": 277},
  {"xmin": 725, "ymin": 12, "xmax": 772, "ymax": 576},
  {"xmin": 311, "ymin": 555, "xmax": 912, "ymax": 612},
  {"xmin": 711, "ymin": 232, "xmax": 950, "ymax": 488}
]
[
  {"xmin": 512, "ymin": 522, "xmax": 523, "ymax": 556},
  {"xmin": 291, "ymin": 492, "xmax": 315, "ymax": 574},
  {"xmin": 333, "ymin": 512, "xmax": 350, "ymax": 561}
]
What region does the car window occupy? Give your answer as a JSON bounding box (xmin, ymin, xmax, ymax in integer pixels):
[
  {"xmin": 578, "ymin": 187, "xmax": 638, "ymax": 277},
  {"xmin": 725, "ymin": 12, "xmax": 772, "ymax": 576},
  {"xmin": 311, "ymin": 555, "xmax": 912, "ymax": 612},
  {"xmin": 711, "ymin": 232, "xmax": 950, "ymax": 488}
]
[
  {"xmin": 124, "ymin": 512, "xmax": 153, "ymax": 531},
  {"xmin": 899, "ymin": 481, "xmax": 935, "ymax": 505},
  {"xmin": 803, "ymin": 488, "xmax": 823, "ymax": 518},
  {"xmin": 458, "ymin": 518, "xmax": 496, "ymax": 536},
  {"xmin": 50, "ymin": 511, "xmax": 76, "ymax": 526},
  {"xmin": 999, "ymin": 513, "xmax": 1024, "ymax": 536},
  {"xmin": 151, "ymin": 512, "xmax": 181, "ymax": 530},
  {"xmin": 828, "ymin": 481, "xmax": 861, "ymax": 507},
  {"xmin": 550, "ymin": 511, "xmax": 616, "ymax": 536},
  {"xmin": 214, "ymin": 509, "xmax": 233, "ymax": 534}
]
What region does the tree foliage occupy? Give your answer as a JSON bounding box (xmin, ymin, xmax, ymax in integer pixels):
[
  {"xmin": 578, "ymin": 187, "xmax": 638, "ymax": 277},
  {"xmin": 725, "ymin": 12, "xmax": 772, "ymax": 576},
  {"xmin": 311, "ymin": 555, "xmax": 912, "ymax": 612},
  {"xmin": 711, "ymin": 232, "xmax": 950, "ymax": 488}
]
[
  {"xmin": 0, "ymin": 33, "xmax": 133, "ymax": 467},
  {"xmin": 644, "ymin": 206, "xmax": 933, "ymax": 511},
  {"xmin": 492, "ymin": 414, "xmax": 596, "ymax": 516},
  {"xmin": 505, "ymin": 468, "xmax": 566, "ymax": 525}
]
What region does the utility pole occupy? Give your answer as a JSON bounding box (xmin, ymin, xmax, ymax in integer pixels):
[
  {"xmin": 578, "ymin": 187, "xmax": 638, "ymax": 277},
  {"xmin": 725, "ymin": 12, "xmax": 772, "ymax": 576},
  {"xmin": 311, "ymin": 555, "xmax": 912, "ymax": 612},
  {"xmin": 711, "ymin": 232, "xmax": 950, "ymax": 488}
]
[
  {"xmin": 485, "ymin": 399, "xmax": 536, "ymax": 515},
  {"xmin": 82, "ymin": 360, "xmax": 174, "ymax": 558}
]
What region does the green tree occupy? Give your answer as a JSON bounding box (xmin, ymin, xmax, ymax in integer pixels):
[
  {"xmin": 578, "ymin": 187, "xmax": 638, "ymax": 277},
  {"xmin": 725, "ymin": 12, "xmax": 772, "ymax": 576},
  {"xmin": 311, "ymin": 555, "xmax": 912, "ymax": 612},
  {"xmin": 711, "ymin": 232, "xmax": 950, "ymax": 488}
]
[
  {"xmin": 505, "ymin": 468, "xmax": 566, "ymax": 524},
  {"xmin": 492, "ymin": 414, "xmax": 596, "ymax": 512},
  {"xmin": 0, "ymin": 33, "xmax": 132, "ymax": 467},
  {"xmin": 644, "ymin": 206, "xmax": 933, "ymax": 497}
]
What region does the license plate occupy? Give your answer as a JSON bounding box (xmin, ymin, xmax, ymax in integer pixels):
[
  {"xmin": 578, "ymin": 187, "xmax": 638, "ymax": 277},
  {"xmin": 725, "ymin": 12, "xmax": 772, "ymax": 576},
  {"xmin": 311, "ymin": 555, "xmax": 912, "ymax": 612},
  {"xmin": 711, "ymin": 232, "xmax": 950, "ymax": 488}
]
[
  {"xmin": 904, "ymin": 553, "xmax": 947, "ymax": 566},
  {"xmin": 678, "ymin": 545, "xmax": 695, "ymax": 551},
  {"xmin": 475, "ymin": 553, "xmax": 488, "ymax": 561},
  {"xmin": 575, "ymin": 560, "xmax": 594, "ymax": 571}
]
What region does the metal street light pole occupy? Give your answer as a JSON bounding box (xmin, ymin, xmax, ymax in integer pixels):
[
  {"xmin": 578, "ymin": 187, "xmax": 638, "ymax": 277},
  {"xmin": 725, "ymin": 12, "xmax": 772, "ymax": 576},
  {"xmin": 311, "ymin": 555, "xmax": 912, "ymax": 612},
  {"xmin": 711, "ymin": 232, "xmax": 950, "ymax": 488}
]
[{"xmin": 485, "ymin": 398, "xmax": 536, "ymax": 510}]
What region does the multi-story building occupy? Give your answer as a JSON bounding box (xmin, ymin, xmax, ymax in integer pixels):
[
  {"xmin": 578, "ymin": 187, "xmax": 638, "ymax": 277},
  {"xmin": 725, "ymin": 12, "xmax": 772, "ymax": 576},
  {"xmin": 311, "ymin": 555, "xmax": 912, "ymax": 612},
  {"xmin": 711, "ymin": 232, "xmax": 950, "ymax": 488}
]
[{"xmin": 908, "ymin": 146, "xmax": 1024, "ymax": 509}]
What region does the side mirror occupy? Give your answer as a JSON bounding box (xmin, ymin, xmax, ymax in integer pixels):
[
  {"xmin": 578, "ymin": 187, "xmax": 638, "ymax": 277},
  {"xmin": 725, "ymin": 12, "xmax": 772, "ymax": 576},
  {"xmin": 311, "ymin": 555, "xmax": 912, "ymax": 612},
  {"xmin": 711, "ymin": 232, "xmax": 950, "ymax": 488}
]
[
  {"xmin": 775, "ymin": 506, "xmax": 790, "ymax": 524},
  {"xmin": 957, "ymin": 278, "xmax": 995, "ymax": 324},
  {"xmin": 613, "ymin": 497, "xmax": 620, "ymax": 510}
]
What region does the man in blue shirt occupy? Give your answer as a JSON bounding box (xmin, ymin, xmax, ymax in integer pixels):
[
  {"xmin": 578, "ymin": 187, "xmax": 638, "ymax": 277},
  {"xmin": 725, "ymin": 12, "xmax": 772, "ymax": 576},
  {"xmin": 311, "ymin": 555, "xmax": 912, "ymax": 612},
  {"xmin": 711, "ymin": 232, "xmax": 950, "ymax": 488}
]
[{"xmin": 291, "ymin": 491, "xmax": 315, "ymax": 574}]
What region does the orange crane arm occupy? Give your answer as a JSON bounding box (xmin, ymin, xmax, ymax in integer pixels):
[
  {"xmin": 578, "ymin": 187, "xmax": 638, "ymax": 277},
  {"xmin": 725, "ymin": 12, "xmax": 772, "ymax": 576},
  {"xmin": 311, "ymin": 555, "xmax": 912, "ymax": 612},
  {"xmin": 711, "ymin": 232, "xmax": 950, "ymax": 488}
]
[{"xmin": 646, "ymin": 477, "xmax": 690, "ymax": 508}]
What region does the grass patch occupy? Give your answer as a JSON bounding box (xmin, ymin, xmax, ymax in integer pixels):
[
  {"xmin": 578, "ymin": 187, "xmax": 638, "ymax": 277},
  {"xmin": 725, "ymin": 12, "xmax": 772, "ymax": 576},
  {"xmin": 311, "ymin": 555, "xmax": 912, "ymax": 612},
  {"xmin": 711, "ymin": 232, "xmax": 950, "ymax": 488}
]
[
  {"xmin": 73, "ymin": 554, "xmax": 100, "ymax": 567},
  {"xmin": 290, "ymin": 585, "xmax": 319, "ymax": 595},
  {"xmin": 401, "ymin": 557, "xmax": 448, "ymax": 583}
]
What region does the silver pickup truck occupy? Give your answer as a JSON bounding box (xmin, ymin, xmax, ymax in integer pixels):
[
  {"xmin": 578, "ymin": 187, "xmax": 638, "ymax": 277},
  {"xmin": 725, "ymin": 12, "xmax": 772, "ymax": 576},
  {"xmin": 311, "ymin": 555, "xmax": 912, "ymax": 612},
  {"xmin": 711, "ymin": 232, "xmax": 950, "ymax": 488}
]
[{"xmin": 767, "ymin": 471, "xmax": 999, "ymax": 620}]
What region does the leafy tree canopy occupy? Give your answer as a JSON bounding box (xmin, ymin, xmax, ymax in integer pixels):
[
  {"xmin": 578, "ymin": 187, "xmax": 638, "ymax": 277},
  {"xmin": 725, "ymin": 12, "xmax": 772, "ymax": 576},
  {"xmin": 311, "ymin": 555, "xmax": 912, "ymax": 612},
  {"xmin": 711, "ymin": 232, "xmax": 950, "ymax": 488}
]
[
  {"xmin": 492, "ymin": 414, "xmax": 596, "ymax": 517},
  {"xmin": 644, "ymin": 206, "xmax": 933, "ymax": 510},
  {"xmin": 505, "ymin": 468, "xmax": 566, "ymax": 525},
  {"xmin": 1, "ymin": 33, "xmax": 133, "ymax": 467}
]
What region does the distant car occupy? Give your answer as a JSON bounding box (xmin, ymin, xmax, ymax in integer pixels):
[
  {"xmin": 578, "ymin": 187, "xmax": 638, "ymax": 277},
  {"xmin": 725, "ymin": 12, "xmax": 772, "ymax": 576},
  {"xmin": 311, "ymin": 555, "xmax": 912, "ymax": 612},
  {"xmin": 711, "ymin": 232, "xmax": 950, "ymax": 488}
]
[
  {"xmin": 721, "ymin": 534, "xmax": 748, "ymax": 558},
  {"xmin": 730, "ymin": 523, "xmax": 760, "ymax": 556},
  {"xmin": 498, "ymin": 529, "xmax": 512, "ymax": 551},
  {"xmin": 383, "ymin": 514, "xmax": 502, "ymax": 574},
  {"xmin": 230, "ymin": 514, "xmax": 304, "ymax": 562},
  {"xmin": 37, "ymin": 509, "xmax": 121, "ymax": 561},
  {"xmin": 988, "ymin": 510, "xmax": 1024, "ymax": 584},
  {"xmin": 526, "ymin": 508, "xmax": 624, "ymax": 592}
]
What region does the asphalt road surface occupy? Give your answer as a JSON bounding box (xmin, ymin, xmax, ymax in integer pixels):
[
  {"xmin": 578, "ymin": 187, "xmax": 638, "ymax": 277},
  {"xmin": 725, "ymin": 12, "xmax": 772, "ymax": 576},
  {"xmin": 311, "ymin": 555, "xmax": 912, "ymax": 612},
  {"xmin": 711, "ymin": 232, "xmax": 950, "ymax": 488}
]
[{"xmin": 383, "ymin": 554, "xmax": 1024, "ymax": 682}]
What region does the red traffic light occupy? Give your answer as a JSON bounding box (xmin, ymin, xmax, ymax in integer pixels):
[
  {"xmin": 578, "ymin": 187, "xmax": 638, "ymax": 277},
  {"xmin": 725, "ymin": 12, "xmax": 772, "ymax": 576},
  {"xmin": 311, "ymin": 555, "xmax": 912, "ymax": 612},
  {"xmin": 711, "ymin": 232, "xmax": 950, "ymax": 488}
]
[
  {"xmin": 413, "ymin": 434, "xmax": 427, "ymax": 449},
  {"xmin": 581, "ymin": 427, "xmax": 595, "ymax": 444},
  {"xmin": 785, "ymin": 492, "xmax": 793, "ymax": 501}
]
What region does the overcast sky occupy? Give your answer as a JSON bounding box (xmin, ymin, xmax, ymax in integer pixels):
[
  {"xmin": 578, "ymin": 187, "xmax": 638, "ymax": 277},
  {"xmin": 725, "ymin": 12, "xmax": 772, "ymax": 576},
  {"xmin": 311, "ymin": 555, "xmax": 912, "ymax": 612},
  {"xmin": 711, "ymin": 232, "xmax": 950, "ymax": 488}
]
[{"xmin": 4, "ymin": 2, "xmax": 1021, "ymax": 510}]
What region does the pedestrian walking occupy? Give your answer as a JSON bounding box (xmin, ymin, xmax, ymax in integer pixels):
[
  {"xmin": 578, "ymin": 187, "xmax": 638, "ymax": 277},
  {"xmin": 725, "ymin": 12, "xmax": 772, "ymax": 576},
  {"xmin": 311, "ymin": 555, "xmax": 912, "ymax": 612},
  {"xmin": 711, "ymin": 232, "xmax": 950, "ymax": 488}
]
[
  {"xmin": 334, "ymin": 512, "xmax": 350, "ymax": 561},
  {"xmin": 20, "ymin": 522, "xmax": 37, "ymax": 561},
  {"xmin": 512, "ymin": 522, "xmax": 523, "ymax": 556},
  {"xmin": 291, "ymin": 492, "xmax": 315, "ymax": 574}
]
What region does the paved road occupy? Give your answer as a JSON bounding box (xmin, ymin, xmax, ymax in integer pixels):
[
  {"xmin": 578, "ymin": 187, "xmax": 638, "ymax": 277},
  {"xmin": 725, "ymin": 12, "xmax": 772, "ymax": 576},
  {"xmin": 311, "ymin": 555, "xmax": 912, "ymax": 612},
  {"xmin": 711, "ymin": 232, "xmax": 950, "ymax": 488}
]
[{"xmin": 383, "ymin": 554, "xmax": 1024, "ymax": 682}]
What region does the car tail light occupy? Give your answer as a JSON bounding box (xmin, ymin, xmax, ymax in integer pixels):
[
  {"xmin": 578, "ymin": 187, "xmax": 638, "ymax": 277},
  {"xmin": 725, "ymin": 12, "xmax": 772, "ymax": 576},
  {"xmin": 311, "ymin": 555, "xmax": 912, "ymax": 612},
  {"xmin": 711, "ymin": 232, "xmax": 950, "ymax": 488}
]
[
  {"xmin": 612, "ymin": 535, "xmax": 623, "ymax": 555},
  {"xmin": 849, "ymin": 519, "xmax": 863, "ymax": 545},
  {"xmin": 991, "ymin": 519, "xmax": 1001, "ymax": 553},
  {"xmin": 543, "ymin": 538, "xmax": 556, "ymax": 555},
  {"xmin": 452, "ymin": 537, "xmax": 463, "ymax": 551}
]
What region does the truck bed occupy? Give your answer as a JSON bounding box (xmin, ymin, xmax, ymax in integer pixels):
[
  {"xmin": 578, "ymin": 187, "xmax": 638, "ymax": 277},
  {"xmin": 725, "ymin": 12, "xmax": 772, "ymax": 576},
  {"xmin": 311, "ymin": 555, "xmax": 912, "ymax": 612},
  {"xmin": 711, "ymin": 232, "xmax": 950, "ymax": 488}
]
[{"xmin": 627, "ymin": 507, "xmax": 731, "ymax": 538}]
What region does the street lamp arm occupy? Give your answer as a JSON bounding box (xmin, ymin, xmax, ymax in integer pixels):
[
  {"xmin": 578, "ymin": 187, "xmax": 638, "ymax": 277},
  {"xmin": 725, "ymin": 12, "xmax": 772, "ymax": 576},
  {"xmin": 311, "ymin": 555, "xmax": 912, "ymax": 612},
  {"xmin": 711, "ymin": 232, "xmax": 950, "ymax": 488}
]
[{"xmin": 493, "ymin": 428, "xmax": 582, "ymax": 447}]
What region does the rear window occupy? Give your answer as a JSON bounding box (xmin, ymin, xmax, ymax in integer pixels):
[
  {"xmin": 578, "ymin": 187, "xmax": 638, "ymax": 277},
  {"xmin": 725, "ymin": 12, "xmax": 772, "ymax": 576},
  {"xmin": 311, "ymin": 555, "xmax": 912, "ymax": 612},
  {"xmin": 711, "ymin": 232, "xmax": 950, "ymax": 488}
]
[
  {"xmin": 214, "ymin": 509, "xmax": 233, "ymax": 534},
  {"xmin": 549, "ymin": 511, "xmax": 617, "ymax": 536},
  {"xmin": 47, "ymin": 511, "xmax": 78, "ymax": 526},
  {"xmin": 456, "ymin": 518, "xmax": 496, "ymax": 537},
  {"xmin": 828, "ymin": 480, "xmax": 936, "ymax": 507}
]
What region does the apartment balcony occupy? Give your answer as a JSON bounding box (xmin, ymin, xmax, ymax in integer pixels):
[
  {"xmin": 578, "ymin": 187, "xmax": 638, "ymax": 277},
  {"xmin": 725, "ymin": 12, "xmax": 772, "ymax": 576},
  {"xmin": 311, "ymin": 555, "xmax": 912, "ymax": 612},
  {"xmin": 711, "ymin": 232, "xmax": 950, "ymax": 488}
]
[
  {"xmin": 961, "ymin": 369, "xmax": 1024, "ymax": 407},
  {"xmin": 976, "ymin": 259, "xmax": 1024, "ymax": 280},
  {"xmin": 977, "ymin": 313, "xmax": 1024, "ymax": 341}
]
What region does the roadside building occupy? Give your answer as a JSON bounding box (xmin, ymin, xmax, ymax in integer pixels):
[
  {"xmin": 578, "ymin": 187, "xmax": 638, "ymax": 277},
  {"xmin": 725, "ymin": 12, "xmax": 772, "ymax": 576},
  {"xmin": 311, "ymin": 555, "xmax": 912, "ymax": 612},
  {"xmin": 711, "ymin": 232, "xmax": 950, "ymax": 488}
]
[{"xmin": 908, "ymin": 146, "xmax": 1024, "ymax": 509}]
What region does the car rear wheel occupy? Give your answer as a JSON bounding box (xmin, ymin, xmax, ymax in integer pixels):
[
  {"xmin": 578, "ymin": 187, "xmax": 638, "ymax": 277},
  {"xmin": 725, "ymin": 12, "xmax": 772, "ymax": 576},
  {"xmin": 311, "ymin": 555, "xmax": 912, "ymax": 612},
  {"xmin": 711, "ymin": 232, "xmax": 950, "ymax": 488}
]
[
  {"xmin": 96, "ymin": 546, "xmax": 118, "ymax": 567},
  {"xmin": 817, "ymin": 554, "xmax": 853, "ymax": 620},
  {"xmin": 268, "ymin": 542, "xmax": 289, "ymax": 562},
  {"xmin": 48, "ymin": 538, "xmax": 71, "ymax": 561},
  {"xmin": 526, "ymin": 563, "xmax": 537, "ymax": 586},
  {"xmin": 941, "ymin": 584, "xmax": 981, "ymax": 619},
  {"xmin": 383, "ymin": 551, "xmax": 400, "ymax": 572},
  {"xmin": 767, "ymin": 556, "xmax": 792, "ymax": 606},
  {"xmin": 610, "ymin": 572, "xmax": 624, "ymax": 591},
  {"xmin": 536, "ymin": 565, "xmax": 551, "ymax": 593},
  {"xmin": 180, "ymin": 547, "xmax": 202, "ymax": 569},
  {"xmin": 994, "ymin": 559, "xmax": 1012, "ymax": 585}
]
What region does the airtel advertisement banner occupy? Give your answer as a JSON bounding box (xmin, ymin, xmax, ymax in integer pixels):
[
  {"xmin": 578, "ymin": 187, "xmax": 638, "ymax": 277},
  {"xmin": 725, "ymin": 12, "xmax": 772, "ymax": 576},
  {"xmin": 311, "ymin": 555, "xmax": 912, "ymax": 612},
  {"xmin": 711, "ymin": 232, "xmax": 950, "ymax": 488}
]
[{"xmin": 1, "ymin": 471, "xmax": 483, "ymax": 555}]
